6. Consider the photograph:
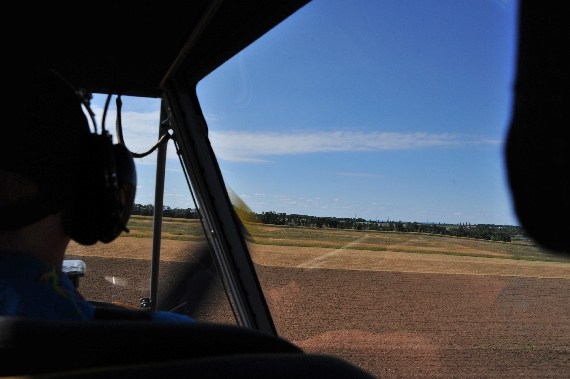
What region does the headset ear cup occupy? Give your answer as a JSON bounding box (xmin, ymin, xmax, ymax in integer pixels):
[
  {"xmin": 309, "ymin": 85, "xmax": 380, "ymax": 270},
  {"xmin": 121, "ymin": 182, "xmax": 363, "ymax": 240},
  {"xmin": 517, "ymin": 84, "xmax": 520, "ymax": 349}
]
[
  {"xmin": 65, "ymin": 134, "xmax": 109, "ymax": 245},
  {"xmin": 108, "ymin": 143, "xmax": 136, "ymax": 240},
  {"xmin": 65, "ymin": 135, "xmax": 136, "ymax": 245}
]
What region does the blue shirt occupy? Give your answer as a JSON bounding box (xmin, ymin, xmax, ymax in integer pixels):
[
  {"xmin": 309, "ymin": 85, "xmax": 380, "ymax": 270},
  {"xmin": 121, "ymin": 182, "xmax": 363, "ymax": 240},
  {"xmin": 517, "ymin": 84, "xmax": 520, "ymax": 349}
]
[{"xmin": 0, "ymin": 253, "xmax": 193, "ymax": 322}]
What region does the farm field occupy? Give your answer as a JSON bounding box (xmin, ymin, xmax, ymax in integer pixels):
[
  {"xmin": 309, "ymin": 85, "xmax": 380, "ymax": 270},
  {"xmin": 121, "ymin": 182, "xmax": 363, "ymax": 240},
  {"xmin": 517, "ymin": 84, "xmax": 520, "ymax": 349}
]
[
  {"xmin": 124, "ymin": 216, "xmax": 570, "ymax": 264},
  {"xmin": 65, "ymin": 217, "xmax": 570, "ymax": 378}
]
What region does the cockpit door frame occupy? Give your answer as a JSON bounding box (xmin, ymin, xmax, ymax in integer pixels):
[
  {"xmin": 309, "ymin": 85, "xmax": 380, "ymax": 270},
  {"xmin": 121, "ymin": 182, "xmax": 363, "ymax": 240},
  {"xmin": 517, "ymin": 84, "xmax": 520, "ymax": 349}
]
[{"xmin": 161, "ymin": 75, "xmax": 277, "ymax": 335}]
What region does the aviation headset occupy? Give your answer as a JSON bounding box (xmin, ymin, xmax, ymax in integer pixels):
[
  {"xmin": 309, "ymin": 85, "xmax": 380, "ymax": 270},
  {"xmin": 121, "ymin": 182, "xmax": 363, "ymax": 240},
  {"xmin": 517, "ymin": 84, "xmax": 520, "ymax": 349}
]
[
  {"xmin": 0, "ymin": 67, "xmax": 136, "ymax": 245},
  {"xmin": 64, "ymin": 130, "xmax": 137, "ymax": 245},
  {"xmin": 59, "ymin": 72, "xmax": 137, "ymax": 245}
]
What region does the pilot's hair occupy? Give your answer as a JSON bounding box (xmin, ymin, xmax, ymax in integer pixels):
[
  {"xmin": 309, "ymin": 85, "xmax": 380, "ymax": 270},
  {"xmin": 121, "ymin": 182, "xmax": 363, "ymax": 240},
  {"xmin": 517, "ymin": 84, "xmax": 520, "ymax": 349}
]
[{"xmin": 0, "ymin": 67, "xmax": 90, "ymax": 231}]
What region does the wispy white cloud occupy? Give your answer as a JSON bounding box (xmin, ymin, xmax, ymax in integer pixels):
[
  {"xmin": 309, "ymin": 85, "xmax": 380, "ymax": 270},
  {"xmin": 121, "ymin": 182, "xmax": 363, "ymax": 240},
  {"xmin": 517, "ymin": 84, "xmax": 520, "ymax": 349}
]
[
  {"xmin": 93, "ymin": 106, "xmax": 499, "ymax": 165},
  {"xmin": 209, "ymin": 130, "xmax": 498, "ymax": 161},
  {"xmin": 203, "ymin": 112, "xmax": 224, "ymax": 122},
  {"xmin": 334, "ymin": 172, "xmax": 387, "ymax": 178},
  {"xmin": 92, "ymin": 106, "xmax": 159, "ymax": 137}
]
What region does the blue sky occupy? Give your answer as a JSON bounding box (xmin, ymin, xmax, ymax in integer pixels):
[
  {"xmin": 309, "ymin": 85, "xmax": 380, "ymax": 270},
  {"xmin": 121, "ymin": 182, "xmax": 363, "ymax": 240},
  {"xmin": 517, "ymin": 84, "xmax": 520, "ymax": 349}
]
[{"xmin": 91, "ymin": 0, "xmax": 519, "ymax": 225}]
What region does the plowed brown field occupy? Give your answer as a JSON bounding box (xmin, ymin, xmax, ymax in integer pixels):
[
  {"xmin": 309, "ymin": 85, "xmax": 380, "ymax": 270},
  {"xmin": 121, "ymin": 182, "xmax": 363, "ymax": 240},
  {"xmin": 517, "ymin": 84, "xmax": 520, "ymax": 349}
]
[{"xmin": 66, "ymin": 237, "xmax": 570, "ymax": 378}]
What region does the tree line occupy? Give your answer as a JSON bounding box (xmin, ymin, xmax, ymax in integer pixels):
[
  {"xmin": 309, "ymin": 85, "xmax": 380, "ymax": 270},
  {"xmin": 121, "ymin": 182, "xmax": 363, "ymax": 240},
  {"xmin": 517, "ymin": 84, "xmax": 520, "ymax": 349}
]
[
  {"xmin": 255, "ymin": 211, "xmax": 517, "ymax": 242},
  {"xmin": 132, "ymin": 205, "xmax": 517, "ymax": 243},
  {"xmin": 131, "ymin": 204, "xmax": 199, "ymax": 219}
]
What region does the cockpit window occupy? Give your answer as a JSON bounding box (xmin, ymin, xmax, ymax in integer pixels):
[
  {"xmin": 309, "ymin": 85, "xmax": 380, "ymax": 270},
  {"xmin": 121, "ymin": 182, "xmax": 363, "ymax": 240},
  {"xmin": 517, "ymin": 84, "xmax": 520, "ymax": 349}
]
[
  {"xmin": 198, "ymin": 0, "xmax": 518, "ymax": 224},
  {"xmin": 197, "ymin": 0, "xmax": 570, "ymax": 377},
  {"xmin": 64, "ymin": 95, "xmax": 238, "ymax": 324}
]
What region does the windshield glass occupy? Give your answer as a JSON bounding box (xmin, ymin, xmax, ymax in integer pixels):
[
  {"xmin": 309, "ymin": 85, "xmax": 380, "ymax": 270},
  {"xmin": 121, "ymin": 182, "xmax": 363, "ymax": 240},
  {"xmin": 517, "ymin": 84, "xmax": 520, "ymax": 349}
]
[
  {"xmin": 64, "ymin": 95, "xmax": 238, "ymax": 324},
  {"xmin": 197, "ymin": 0, "xmax": 570, "ymax": 377}
]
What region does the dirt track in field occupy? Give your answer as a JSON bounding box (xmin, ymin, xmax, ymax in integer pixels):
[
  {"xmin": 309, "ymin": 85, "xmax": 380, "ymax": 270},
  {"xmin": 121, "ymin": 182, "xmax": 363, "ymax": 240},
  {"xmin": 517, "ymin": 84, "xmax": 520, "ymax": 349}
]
[{"xmin": 66, "ymin": 238, "xmax": 570, "ymax": 378}]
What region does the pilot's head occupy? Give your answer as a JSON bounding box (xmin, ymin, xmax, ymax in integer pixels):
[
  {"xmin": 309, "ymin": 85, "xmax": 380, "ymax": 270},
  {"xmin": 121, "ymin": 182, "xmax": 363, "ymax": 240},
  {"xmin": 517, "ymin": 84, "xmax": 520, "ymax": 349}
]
[{"xmin": 0, "ymin": 67, "xmax": 91, "ymax": 233}]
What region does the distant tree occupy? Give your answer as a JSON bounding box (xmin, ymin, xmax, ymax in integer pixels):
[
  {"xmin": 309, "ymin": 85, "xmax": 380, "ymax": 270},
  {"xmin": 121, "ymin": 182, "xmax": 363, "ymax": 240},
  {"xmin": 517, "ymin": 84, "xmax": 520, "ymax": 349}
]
[
  {"xmin": 395, "ymin": 221, "xmax": 404, "ymax": 232},
  {"xmin": 141, "ymin": 204, "xmax": 154, "ymax": 216},
  {"xmin": 328, "ymin": 219, "xmax": 339, "ymax": 228},
  {"xmin": 410, "ymin": 222, "xmax": 419, "ymax": 232}
]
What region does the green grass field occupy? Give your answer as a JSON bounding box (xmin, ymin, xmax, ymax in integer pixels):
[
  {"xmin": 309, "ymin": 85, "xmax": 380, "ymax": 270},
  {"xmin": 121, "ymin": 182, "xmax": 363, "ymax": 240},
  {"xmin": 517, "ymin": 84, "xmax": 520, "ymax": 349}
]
[
  {"xmin": 125, "ymin": 215, "xmax": 570, "ymax": 263},
  {"xmin": 126, "ymin": 215, "xmax": 206, "ymax": 241}
]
